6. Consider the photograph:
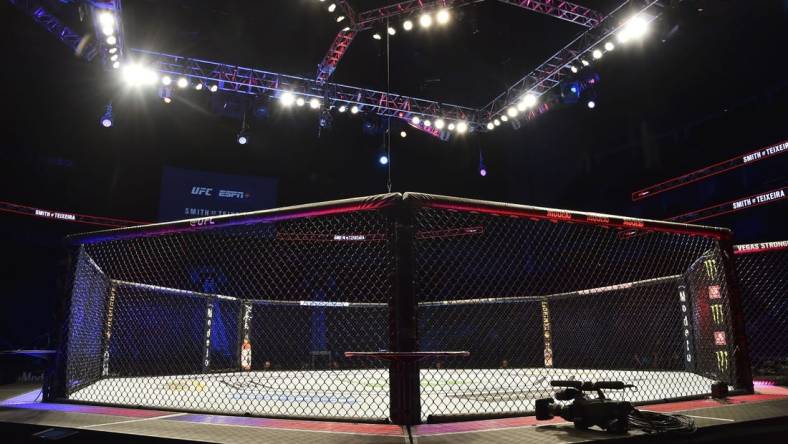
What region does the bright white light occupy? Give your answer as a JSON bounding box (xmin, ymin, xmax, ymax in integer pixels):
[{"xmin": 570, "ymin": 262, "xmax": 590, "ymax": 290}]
[
  {"xmin": 448, "ymin": 123, "xmax": 456, "ymax": 131},
  {"xmin": 388, "ymin": 27, "xmax": 396, "ymax": 36},
  {"xmin": 122, "ymin": 64, "xmax": 158, "ymax": 86},
  {"xmin": 195, "ymin": 83, "xmax": 203, "ymax": 91},
  {"xmin": 587, "ymin": 100, "xmax": 596, "ymax": 109},
  {"xmin": 98, "ymin": 12, "xmax": 115, "ymax": 28},
  {"xmin": 101, "ymin": 118, "xmax": 113, "ymax": 128},
  {"xmin": 209, "ymin": 84, "xmax": 219, "ymax": 92},
  {"xmin": 238, "ymin": 135, "xmax": 248, "ymax": 145},
  {"xmin": 592, "ymin": 49, "xmax": 603, "ymax": 59},
  {"xmin": 456, "ymin": 121, "xmax": 468, "ymax": 134},
  {"xmin": 106, "ymin": 35, "xmax": 117, "ymax": 45},
  {"xmin": 328, "ymin": 3, "xmax": 337, "ymax": 12},
  {"xmin": 350, "ymin": 105, "xmax": 360, "ymax": 114},
  {"xmin": 581, "ymin": 59, "xmax": 589, "ymax": 66},
  {"xmin": 110, "ymin": 54, "xmax": 118, "ymax": 62},
  {"xmin": 617, "ymin": 15, "xmax": 649, "ymax": 43},
  {"xmin": 379, "ymin": 155, "xmax": 389, "ymax": 165},
  {"xmin": 342, "ymin": 27, "xmax": 351, "ymax": 32},
  {"xmin": 403, "ymin": 20, "xmax": 414, "ymax": 31},
  {"xmin": 521, "ymin": 93, "xmax": 538, "ymax": 109},
  {"xmin": 280, "ymin": 92, "xmax": 296, "ymax": 106},
  {"xmin": 412, "ymin": 116, "xmax": 421, "ymax": 125},
  {"xmin": 400, "ymin": 131, "xmax": 407, "ymax": 138},
  {"xmin": 507, "ymin": 107, "xmax": 518, "ymax": 117},
  {"xmin": 112, "ymin": 61, "xmax": 120, "ymax": 69},
  {"xmin": 102, "ymin": 26, "xmax": 114, "ymax": 36},
  {"xmin": 436, "ymin": 9, "xmax": 450, "ymax": 25},
  {"xmin": 373, "ymin": 33, "xmax": 382, "ymax": 40},
  {"xmin": 570, "ymin": 65, "xmax": 578, "ymax": 73},
  {"xmin": 494, "ymin": 119, "xmax": 501, "ymax": 126},
  {"xmin": 486, "ymin": 122, "xmax": 494, "ymax": 130},
  {"xmin": 177, "ymin": 77, "xmax": 189, "ymax": 88},
  {"xmin": 434, "ymin": 119, "xmax": 445, "ymax": 129},
  {"xmin": 500, "ymin": 115, "xmax": 509, "ymax": 122},
  {"xmin": 163, "ymin": 97, "xmax": 172, "ymax": 104},
  {"xmin": 296, "ymin": 97, "xmax": 306, "ymax": 107},
  {"xmin": 419, "ymin": 13, "xmax": 432, "ymax": 28},
  {"xmin": 336, "ymin": 15, "xmax": 346, "ymax": 22},
  {"xmin": 424, "ymin": 120, "xmax": 432, "ymax": 127},
  {"xmin": 162, "ymin": 76, "xmax": 172, "ymax": 86},
  {"xmin": 605, "ymin": 41, "xmax": 615, "ymax": 51},
  {"xmin": 108, "ymin": 47, "xmax": 117, "ymax": 54},
  {"xmin": 338, "ymin": 105, "xmax": 347, "ymax": 113},
  {"xmin": 309, "ymin": 98, "xmax": 321, "ymax": 109}
]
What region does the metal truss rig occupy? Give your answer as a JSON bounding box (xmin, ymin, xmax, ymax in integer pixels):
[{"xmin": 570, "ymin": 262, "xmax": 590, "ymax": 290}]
[
  {"xmin": 133, "ymin": 49, "xmax": 482, "ymax": 128},
  {"xmin": 9, "ymin": 0, "xmax": 97, "ymax": 61}
]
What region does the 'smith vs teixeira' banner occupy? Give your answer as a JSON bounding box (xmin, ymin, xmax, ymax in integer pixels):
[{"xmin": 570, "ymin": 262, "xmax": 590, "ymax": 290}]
[{"xmin": 670, "ymin": 186, "xmax": 787, "ymax": 224}]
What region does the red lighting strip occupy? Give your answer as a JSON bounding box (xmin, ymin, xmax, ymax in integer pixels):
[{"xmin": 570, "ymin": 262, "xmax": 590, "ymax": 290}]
[
  {"xmin": 632, "ymin": 139, "xmax": 788, "ymax": 201},
  {"xmin": 668, "ymin": 186, "xmax": 787, "ymax": 224},
  {"xmin": 0, "ymin": 200, "xmax": 149, "ymax": 228}
]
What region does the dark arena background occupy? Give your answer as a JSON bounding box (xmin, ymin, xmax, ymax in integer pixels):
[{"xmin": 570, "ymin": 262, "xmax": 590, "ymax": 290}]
[{"xmin": 1, "ymin": 1, "xmax": 787, "ymax": 443}]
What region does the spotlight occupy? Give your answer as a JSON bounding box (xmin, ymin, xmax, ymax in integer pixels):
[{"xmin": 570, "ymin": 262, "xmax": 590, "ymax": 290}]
[
  {"xmin": 296, "ymin": 97, "xmax": 306, "ymax": 107},
  {"xmin": 424, "ymin": 120, "xmax": 432, "ymax": 127},
  {"xmin": 570, "ymin": 65, "xmax": 578, "ymax": 73},
  {"xmin": 110, "ymin": 54, "xmax": 118, "ymax": 62},
  {"xmin": 436, "ymin": 9, "xmax": 450, "ymax": 25},
  {"xmin": 195, "ymin": 83, "xmax": 203, "ymax": 91},
  {"xmin": 108, "ymin": 47, "xmax": 117, "ymax": 54},
  {"xmin": 456, "ymin": 121, "xmax": 468, "ymax": 134},
  {"xmin": 419, "ymin": 13, "xmax": 433, "ymax": 28},
  {"xmin": 605, "ymin": 41, "xmax": 615, "ymax": 51},
  {"xmin": 448, "ymin": 123, "xmax": 456, "ymax": 131},
  {"xmin": 592, "ymin": 49, "xmax": 603, "ymax": 59},
  {"xmin": 112, "ymin": 61, "xmax": 120, "ymax": 69},
  {"xmin": 434, "ymin": 118, "xmax": 445, "ymax": 129},
  {"xmin": 480, "ymin": 167, "xmax": 487, "ymax": 177},
  {"xmin": 106, "ymin": 35, "xmax": 117, "ymax": 45},
  {"xmin": 342, "ymin": 26, "xmax": 351, "ymax": 32},
  {"xmin": 581, "ymin": 59, "xmax": 589, "ymax": 66},
  {"xmin": 618, "ymin": 15, "xmax": 649, "ymax": 43},
  {"xmin": 122, "ymin": 64, "xmax": 158, "ymax": 86},
  {"xmin": 351, "ymin": 105, "xmax": 360, "ymax": 114},
  {"xmin": 400, "ymin": 131, "xmax": 407, "ymax": 138},
  {"xmin": 412, "ymin": 116, "xmax": 421, "ymax": 124},
  {"xmin": 338, "ymin": 105, "xmax": 347, "ymax": 112},
  {"xmin": 587, "ymin": 100, "xmax": 596, "ymax": 109},
  {"xmin": 501, "ymin": 115, "xmax": 509, "ymax": 122},
  {"xmin": 177, "ymin": 77, "xmax": 189, "ymax": 88},
  {"xmin": 237, "ymin": 134, "xmax": 248, "ymax": 145},
  {"xmin": 163, "ymin": 97, "xmax": 172, "ymax": 104},
  {"xmin": 280, "ymin": 91, "xmax": 296, "ymax": 106},
  {"xmin": 336, "ymin": 15, "xmax": 346, "ymax": 22},
  {"xmin": 403, "ymin": 20, "xmax": 414, "ymax": 31},
  {"xmin": 102, "ymin": 26, "xmax": 114, "ymax": 37},
  {"xmin": 328, "ymin": 3, "xmax": 336, "ymax": 12},
  {"xmin": 507, "ymin": 107, "xmax": 518, "ymax": 117},
  {"xmin": 494, "ymin": 119, "xmax": 501, "ymax": 126},
  {"xmin": 209, "ymin": 84, "xmax": 219, "ymax": 92},
  {"xmin": 521, "ymin": 93, "xmax": 538, "ymax": 108},
  {"xmin": 379, "ymin": 154, "xmax": 389, "ymax": 165},
  {"xmin": 98, "ymin": 11, "xmax": 115, "ymax": 28},
  {"xmin": 309, "ymin": 98, "xmax": 321, "ymax": 109},
  {"xmin": 162, "ymin": 76, "xmax": 172, "ymax": 85},
  {"xmin": 373, "ymin": 33, "xmax": 382, "ymax": 40},
  {"xmin": 100, "ymin": 104, "xmax": 113, "ymax": 128},
  {"xmin": 517, "ymin": 101, "xmax": 527, "ymax": 112},
  {"xmin": 388, "ymin": 27, "xmax": 396, "ymax": 35},
  {"xmin": 486, "ymin": 122, "xmax": 494, "ymax": 130}
]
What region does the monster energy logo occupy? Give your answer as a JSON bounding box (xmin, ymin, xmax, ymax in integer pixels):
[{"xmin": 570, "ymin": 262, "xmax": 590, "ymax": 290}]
[
  {"xmin": 716, "ymin": 350, "xmax": 729, "ymax": 372},
  {"xmin": 704, "ymin": 258, "xmax": 718, "ymax": 280},
  {"xmin": 711, "ymin": 304, "xmax": 725, "ymax": 325}
]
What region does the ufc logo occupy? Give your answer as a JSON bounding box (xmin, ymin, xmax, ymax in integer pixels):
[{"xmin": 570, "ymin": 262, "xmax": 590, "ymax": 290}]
[{"xmin": 192, "ymin": 187, "xmax": 213, "ymax": 196}]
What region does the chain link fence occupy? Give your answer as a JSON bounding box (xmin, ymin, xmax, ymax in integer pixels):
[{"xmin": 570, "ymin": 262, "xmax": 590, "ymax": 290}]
[
  {"xmin": 735, "ymin": 242, "xmax": 788, "ymax": 383},
  {"xmin": 46, "ymin": 193, "xmax": 750, "ymax": 424}
]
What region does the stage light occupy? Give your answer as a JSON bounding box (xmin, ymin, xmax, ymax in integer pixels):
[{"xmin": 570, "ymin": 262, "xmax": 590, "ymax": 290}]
[
  {"xmin": 403, "ymin": 20, "xmax": 414, "ymax": 31},
  {"xmin": 102, "ymin": 26, "xmax": 114, "ymax": 36},
  {"xmin": 618, "ymin": 15, "xmax": 649, "ymax": 43},
  {"xmin": 517, "ymin": 101, "xmax": 527, "ymax": 112},
  {"xmin": 605, "ymin": 41, "xmax": 615, "ymax": 51},
  {"xmin": 280, "ymin": 91, "xmax": 296, "ymax": 106},
  {"xmin": 423, "ymin": 120, "xmax": 432, "ymax": 127},
  {"xmin": 521, "ymin": 93, "xmax": 538, "ymax": 108},
  {"xmin": 351, "ymin": 105, "xmax": 360, "ymax": 114},
  {"xmin": 570, "ymin": 65, "xmax": 578, "ymax": 73},
  {"xmin": 209, "ymin": 84, "xmax": 218, "ymax": 92},
  {"xmin": 108, "ymin": 47, "xmax": 117, "ymax": 54},
  {"xmin": 486, "ymin": 122, "xmax": 494, "ymax": 130},
  {"xmin": 338, "ymin": 105, "xmax": 347, "ymax": 112},
  {"xmin": 336, "ymin": 15, "xmax": 346, "ymax": 22},
  {"xmin": 592, "ymin": 49, "xmax": 603, "ymax": 59},
  {"xmin": 162, "ymin": 76, "xmax": 172, "ymax": 86},
  {"xmin": 436, "ymin": 9, "xmax": 450, "ymax": 25},
  {"xmin": 419, "ymin": 13, "xmax": 433, "ymax": 28},
  {"xmin": 479, "ymin": 167, "xmax": 487, "ymax": 177},
  {"xmin": 412, "ymin": 116, "xmax": 421, "ymax": 124},
  {"xmin": 581, "ymin": 59, "xmax": 589, "ymax": 66},
  {"xmin": 388, "ymin": 27, "xmax": 396, "ymax": 35},
  {"xmin": 296, "ymin": 97, "xmax": 306, "ymax": 107},
  {"xmin": 373, "ymin": 33, "xmax": 382, "ymax": 40},
  {"xmin": 98, "ymin": 11, "xmax": 115, "ymax": 28},
  {"xmin": 507, "ymin": 106, "xmax": 518, "ymax": 117},
  {"xmin": 309, "ymin": 98, "xmax": 321, "ymax": 109},
  {"xmin": 237, "ymin": 134, "xmax": 248, "ymax": 145},
  {"xmin": 379, "ymin": 154, "xmax": 389, "ymax": 165},
  {"xmin": 176, "ymin": 77, "xmax": 188, "ymax": 88},
  {"xmin": 163, "ymin": 96, "xmax": 172, "ymax": 104},
  {"xmin": 112, "ymin": 61, "xmax": 120, "ymax": 69},
  {"xmin": 400, "ymin": 131, "xmax": 407, "ymax": 138},
  {"xmin": 106, "ymin": 35, "xmax": 117, "ymax": 45},
  {"xmin": 110, "ymin": 54, "xmax": 118, "ymax": 62},
  {"xmin": 501, "ymin": 115, "xmax": 509, "ymax": 122},
  {"xmin": 587, "ymin": 100, "xmax": 596, "ymax": 109},
  {"xmin": 434, "ymin": 118, "xmax": 445, "ymax": 129},
  {"xmin": 342, "ymin": 26, "xmax": 351, "ymax": 31},
  {"xmin": 195, "ymin": 83, "xmax": 203, "ymax": 91},
  {"xmin": 100, "ymin": 104, "xmax": 113, "ymax": 128},
  {"xmin": 448, "ymin": 123, "xmax": 456, "ymax": 131},
  {"xmin": 456, "ymin": 121, "xmax": 468, "ymax": 134},
  {"xmin": 494, "ymin": 119, "xmax": 501, "ymax": 126},
  {"xmin": 123, "ymin": 64, "xmax": 158, "ymax": 86},
  {"xmin": 328, "ymin": 3, "xmax": 336, "ymax": 12}
]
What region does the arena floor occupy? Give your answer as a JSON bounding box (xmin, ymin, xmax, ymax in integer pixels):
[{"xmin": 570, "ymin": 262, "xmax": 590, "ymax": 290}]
[{"xmin": 69, "ymin": 368, "xmax": 716, "ymax": 421}]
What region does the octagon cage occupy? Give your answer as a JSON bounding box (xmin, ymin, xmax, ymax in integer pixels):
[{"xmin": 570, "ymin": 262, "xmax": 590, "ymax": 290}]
[{"xmin": 45, "ymin": 193, "xmax": 753, "ymax": 425}]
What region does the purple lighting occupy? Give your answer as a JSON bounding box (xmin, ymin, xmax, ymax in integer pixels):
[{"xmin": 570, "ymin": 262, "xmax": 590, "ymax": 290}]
[{"xmin": 479, "ymin": 168, "xmax": 487, "ymax": 177}]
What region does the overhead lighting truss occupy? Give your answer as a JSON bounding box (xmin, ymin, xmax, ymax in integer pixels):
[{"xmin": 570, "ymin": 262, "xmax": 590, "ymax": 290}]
[{"xmin": 9, "ymin": 0, "xmax": 97, "ymax": 61}]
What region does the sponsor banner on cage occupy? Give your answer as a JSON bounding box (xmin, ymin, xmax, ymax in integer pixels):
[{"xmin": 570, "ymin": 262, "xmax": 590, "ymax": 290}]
[
  {"xmin": 677, "ymin": 284, "xmax": 695, "ymax": 370},
  {"xmin": 734, "ymin": 240, "xmax": 788, "ymax": 254},
  {"xmin": 159, "ymin": 166, "xmax": 277, "ymax": 222},
  {"xmin": 670, "ymin": 186, "xmax": 788, "ymax": 224}
]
